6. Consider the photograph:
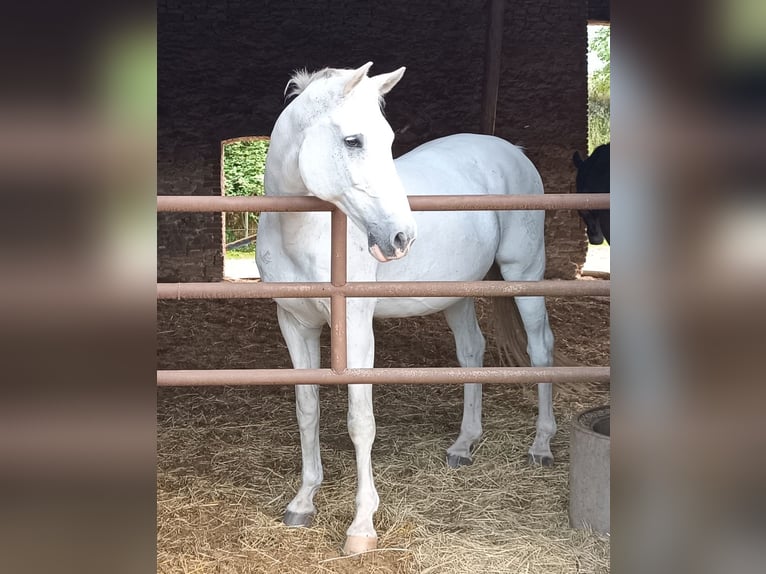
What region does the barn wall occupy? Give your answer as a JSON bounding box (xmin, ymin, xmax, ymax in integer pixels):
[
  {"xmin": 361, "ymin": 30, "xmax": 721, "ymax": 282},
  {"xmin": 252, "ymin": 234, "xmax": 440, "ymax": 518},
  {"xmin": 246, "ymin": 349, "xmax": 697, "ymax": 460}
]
[
  {"xmin": 495, "ymin": 0, "xmax": 589, "ymax": 278},
  {"xmin": 158, "ymin": 0, "xmax": 588, "ymax": 281}
]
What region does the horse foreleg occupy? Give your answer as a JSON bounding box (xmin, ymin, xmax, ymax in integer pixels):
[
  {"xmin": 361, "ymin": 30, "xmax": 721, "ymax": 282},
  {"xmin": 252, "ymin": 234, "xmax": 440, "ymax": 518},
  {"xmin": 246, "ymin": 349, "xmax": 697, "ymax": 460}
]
[
  {"xmin": 344, "ymin": 383, "xmax": 379, "ymax": 554},
  {"xmin": 513, "ymin": 296, "xmax": 557, "ymax": 466},
  {"xmin": 277, "ymin": 306, "xmax": 323, "ymax": 527},
  {"xmin": 444, "ymin": 298, "xmax": 486, "ymax": 468},
  {"xmin": 343, "ymin": 303, "xmax": 379, "ymax": 555}
]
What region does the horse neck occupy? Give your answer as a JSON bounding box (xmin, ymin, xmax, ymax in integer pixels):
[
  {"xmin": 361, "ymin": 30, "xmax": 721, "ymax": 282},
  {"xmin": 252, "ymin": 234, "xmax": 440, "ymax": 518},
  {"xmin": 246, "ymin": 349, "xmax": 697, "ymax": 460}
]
[{"xmin": 264, "ymin": 106, "xmax": 313, "ymax": 197}]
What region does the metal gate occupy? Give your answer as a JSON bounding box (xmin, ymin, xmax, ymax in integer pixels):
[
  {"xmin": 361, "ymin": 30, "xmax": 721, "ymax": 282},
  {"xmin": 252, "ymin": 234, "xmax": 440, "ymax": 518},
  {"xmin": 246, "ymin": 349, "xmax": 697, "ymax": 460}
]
[{"xmin": 157, "ymin": 193, "xmax": 610, "ymax": 387}]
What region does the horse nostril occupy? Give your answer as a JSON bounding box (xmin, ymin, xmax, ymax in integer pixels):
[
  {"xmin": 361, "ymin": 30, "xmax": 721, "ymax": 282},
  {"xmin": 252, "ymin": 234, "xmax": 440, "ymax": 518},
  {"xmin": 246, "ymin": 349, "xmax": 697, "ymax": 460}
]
[{"xmin": 393, "ymin": 232, "xmax": 408, "ymax": 251}]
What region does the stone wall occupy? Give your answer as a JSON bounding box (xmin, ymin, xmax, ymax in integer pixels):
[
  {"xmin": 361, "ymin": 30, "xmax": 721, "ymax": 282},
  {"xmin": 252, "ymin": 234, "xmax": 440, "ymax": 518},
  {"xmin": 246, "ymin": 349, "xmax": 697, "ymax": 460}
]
[{"xmin": 158, "ymin": 0, "xmax": 588, "ymax": 281}]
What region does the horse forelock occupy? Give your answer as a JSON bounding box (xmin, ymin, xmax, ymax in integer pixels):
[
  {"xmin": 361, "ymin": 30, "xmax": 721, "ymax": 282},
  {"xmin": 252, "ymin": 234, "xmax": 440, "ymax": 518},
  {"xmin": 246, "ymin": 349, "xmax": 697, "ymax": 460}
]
[
  {"xmin": 284, "ymin": 66, "xmax": 386, "ymax": 108},
  {"xmin": 284, "ymin": 67, "xmax": 342, "ymax": 100}
]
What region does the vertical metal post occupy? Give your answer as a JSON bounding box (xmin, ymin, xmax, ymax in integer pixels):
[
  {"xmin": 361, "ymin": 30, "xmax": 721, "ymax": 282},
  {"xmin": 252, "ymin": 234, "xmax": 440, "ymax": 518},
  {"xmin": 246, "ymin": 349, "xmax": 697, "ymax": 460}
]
[
  {"xmin": 330, "ymin": 208, "xmax": 348, "ymax": 373},
  {"xmin": 480, "ymin": 0, "xmax": 506, "ymax": 135}
]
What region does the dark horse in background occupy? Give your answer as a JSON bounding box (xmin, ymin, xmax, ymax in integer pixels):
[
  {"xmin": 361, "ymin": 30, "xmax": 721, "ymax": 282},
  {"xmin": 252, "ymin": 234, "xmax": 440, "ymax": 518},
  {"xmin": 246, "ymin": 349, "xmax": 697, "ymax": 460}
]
[{"xmin": 572, "ymin": 143, "xmax": 610, "ymax": 245}]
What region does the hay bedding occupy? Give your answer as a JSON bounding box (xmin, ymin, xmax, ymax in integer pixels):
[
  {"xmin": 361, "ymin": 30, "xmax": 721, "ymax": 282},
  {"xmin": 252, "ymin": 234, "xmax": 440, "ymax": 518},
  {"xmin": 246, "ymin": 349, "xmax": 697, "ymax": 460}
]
[{"xmin": 157, "ymin": 290, "xmax": 610, "ymax": 573}]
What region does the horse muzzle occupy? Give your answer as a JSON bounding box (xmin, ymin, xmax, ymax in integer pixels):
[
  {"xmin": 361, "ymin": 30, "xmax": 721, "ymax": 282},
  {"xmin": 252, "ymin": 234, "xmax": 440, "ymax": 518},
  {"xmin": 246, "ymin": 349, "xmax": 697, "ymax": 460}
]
[{"xmin": 368, "ymin": 229, "xmax": 416, "ymax": 262}]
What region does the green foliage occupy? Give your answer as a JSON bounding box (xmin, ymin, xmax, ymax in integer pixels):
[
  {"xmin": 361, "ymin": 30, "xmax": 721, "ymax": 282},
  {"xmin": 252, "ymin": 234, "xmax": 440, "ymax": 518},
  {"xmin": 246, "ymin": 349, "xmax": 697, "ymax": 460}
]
[
  {"xmin": 222, "ymin": 139, "xmax": 269, "ymax": 249},
  {"xmin": 588, "ymin": 93, "xmax": 610, "ymax": 152},
  {"xmin": 589, "ymin": 27, "xmax": 610, "ymax": 94},
  {"xmin": 588, "ymin": 27, "xmax": 610, "ymax": 153},
  {"xmin": 222, "ymin": 139, "xmax": 269, "ymax": 197}
]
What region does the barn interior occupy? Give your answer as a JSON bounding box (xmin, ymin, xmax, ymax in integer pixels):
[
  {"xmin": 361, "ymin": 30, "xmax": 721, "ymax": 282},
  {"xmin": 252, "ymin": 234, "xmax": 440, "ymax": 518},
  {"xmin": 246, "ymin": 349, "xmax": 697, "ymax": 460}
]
[{"xmin": 157, "ymin": 1, "xmax": 611, "ymax": 572}]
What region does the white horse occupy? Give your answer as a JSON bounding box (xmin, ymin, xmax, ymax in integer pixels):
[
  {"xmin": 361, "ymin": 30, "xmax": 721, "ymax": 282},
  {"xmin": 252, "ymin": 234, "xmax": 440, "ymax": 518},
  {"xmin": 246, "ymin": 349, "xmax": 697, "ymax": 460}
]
[{"xmin": 256, "ymin": 62, "xmax": 555, "ymax": 555}]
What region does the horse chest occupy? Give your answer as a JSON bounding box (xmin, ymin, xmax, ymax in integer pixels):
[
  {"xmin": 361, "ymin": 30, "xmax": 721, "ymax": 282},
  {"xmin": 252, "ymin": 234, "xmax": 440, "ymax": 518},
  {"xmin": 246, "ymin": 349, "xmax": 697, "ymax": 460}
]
[{"xmin": 257, "ymin": 212, "xmax": 332, "ymax": 282}]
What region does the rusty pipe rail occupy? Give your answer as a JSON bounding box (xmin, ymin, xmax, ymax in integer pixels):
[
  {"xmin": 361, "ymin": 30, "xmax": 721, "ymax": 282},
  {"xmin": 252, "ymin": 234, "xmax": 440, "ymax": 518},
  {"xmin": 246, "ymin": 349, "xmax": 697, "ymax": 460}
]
[
  {"xmin": 157, "ymin": 193, "xmax": 610, "ymax": 213},
  {"xmin": 158, "ymin": 366, "xmax": 611, "ymax": 387},
  {"xmin": 158, "ymin": 279, "xmax": 610, "ymax": 300},
  {"xmin": 330, "ymin": 208, "xmax": 348, "ymax": 372},
  {"xmin": 157, "ymin": 192, "xmax": 611, "ymax": 386}
]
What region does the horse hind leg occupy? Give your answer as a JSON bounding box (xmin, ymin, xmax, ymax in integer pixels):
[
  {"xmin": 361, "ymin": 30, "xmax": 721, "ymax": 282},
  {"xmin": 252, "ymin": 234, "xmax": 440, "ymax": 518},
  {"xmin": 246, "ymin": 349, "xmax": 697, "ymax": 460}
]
[
  {"xmin": 444, "ymin": 298, "xmax": 486, "ymax": 468},
  {"xmin": 276, "ymin": 306, "xmax": 324, "ymax": 527},
  {"xmin": 505, "ymin": 292, "xmax": 557, "ymax": 466}
]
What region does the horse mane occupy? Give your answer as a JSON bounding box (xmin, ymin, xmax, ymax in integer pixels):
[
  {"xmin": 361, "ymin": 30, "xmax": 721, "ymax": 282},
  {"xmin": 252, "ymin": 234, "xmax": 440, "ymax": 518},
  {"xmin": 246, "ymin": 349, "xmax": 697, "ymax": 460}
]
[
  {"xmin": 284, "ymin": 67, "xmax": 342, "ymax": 99},
  {"xmin": 284, "ymin": 66, "xmax": 386, "ymax": 108}
]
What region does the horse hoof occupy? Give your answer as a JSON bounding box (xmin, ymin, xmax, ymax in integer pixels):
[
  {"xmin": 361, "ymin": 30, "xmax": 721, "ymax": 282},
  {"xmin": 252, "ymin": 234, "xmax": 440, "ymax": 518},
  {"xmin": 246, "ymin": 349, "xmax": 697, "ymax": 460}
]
[
  {"xmin": 284, "ymin": 510, "xmax": 315, "ymax": 527},
  {"xmin": 343, "ymin": 535, "xmax": 377, "ymax": 555},
  {"xmin": 446, "ymin": 453, "xmax": 473, "ymax": 468},
  {"xmin": 528, "ymin": 453, "xmax": 554, "ymax": 467}
]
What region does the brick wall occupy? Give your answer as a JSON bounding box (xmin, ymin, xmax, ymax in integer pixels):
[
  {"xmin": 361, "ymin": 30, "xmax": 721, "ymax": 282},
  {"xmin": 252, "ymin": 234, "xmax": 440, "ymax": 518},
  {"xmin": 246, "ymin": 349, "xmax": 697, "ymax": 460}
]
[{"xmin": 158, "ymin": 0, "xmax": 588, "ymax": 281}]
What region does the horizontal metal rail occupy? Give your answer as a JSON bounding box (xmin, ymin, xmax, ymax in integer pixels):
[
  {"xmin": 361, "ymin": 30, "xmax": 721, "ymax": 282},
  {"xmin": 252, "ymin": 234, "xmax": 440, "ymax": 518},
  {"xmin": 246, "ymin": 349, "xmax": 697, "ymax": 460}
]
[
  {"xmin": 158, "ymin": 367, "xmax": 611, "ymax": 387},
  {"xmin": 157, "ymin": 192, "xmax": 611, "ymax": 386},
  {"xmin": 158, "ymin": 280, "xmax": 610, "ymax": 300},
  {"xmin": 157, "ymin": 193, "xmax": 610, "ymax": 213}
]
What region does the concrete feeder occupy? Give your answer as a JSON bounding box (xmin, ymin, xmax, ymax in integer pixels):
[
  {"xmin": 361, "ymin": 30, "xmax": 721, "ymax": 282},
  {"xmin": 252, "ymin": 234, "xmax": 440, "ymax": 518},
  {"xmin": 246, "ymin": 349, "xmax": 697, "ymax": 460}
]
[{"xmin": 568, "ymin": 405, "xmax": 610, "ymax": 535}]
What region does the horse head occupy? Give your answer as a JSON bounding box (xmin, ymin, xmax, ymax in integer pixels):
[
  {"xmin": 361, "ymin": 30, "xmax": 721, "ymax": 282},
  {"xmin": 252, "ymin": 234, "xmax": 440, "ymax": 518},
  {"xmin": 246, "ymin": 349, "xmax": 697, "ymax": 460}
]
[
  {"xmin": 277, "ymin": 62, "xmax": 417, "ymax": 262},
  {"xmin": 572, "ymin": 144, "xmax": 610, "ymax": 245}
]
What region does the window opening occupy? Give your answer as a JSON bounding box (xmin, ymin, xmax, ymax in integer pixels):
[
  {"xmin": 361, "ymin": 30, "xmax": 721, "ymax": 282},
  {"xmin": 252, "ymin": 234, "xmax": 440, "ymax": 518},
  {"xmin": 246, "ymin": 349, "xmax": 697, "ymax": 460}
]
[
  {"xmin": 583, "ymin": 24, "xmax": 610, "ymax": 269},
  {"xmin": 221, "ymin": 137, "xmax": 269, "ymax": 279}
]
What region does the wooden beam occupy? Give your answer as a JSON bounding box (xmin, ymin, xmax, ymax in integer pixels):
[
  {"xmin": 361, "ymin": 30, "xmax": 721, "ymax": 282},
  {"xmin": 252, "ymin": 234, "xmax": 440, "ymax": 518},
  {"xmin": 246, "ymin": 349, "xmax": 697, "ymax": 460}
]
[
  {"xmin": 480, "ymin": 0, "xmax": 506, "ymax": 135},
  {"xmin": 588, "ymin": 0, "xmax": 610, "ymax": 24}
]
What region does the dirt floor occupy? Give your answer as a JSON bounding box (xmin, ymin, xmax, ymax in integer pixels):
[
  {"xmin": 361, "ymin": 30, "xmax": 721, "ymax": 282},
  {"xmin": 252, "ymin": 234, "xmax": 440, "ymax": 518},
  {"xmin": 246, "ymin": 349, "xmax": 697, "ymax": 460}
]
[{"xmin": 157, "ymin": 286, "xmax": 610, "ymax": 573}]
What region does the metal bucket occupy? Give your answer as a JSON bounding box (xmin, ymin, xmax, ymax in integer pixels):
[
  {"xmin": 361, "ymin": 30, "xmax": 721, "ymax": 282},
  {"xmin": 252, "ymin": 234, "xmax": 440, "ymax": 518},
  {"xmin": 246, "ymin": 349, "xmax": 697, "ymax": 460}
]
[{"xmin": 568, "ymin": 405, "xmax": 610, "ymax": 534}]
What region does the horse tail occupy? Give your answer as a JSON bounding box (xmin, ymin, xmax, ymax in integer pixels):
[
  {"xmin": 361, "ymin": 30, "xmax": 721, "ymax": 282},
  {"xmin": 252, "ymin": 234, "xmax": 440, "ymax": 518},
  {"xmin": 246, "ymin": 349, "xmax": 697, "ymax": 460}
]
[
  {"xmin": 488, "ymin": 265, "xmax": 531, "ymax": 367},
  {"xmin": 488, "ymin": 265, "xmax": 577, "ymax": 368}
]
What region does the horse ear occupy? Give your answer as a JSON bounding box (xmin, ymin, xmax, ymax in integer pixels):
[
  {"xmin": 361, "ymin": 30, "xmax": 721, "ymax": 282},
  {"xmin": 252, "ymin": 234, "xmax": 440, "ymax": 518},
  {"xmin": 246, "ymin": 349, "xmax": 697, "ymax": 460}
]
[
  {"xmin": 371, "ymin": 66, "xmax": 406, "ymax": 95},
  {"xmin": 572, "ymin": 151, "xmax": 584, "ymax": 168},
  {"xmin": 343, "ymin": 61, "xmax": 374, "ymax": 96}
]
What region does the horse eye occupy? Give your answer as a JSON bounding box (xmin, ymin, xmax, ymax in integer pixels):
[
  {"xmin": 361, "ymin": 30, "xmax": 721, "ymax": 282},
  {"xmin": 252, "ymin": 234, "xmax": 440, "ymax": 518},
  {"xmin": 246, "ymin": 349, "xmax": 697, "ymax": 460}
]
[{"xmin": 344, "ymin": 135, "xmax": 364, "ymax": 149}]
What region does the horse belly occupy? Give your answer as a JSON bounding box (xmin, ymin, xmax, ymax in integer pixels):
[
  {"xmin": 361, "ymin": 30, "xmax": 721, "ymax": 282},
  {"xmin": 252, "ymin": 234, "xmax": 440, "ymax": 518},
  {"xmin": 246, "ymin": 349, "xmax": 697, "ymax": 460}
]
[{"xmin": 374, "ymin": 296, "xmax": 464, "ymax": 318}]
